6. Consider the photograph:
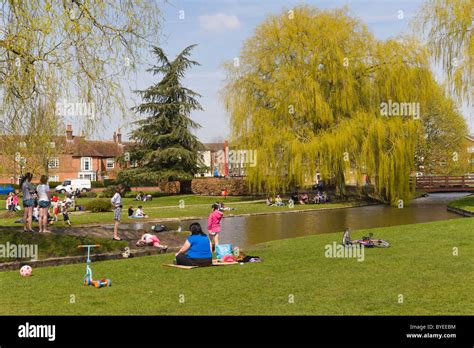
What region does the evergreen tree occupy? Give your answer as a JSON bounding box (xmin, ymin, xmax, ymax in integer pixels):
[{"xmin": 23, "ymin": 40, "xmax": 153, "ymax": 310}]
[{"xmin": 119, "ymin": 45, "xmax": 204, "ymax": 185}]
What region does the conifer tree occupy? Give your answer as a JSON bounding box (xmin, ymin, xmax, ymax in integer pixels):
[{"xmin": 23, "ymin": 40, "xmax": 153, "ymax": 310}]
[{"xmin": 119, "ymin": 45, "xmax": 204, "ymax": 185}]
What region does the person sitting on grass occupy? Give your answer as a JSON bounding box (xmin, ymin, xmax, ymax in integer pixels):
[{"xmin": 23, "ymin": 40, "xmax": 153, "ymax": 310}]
[
  {"xmin": 275, "ymin": 194, "xmax": 285, "ymax": 206},
  {"xmin": 322, "ymin": 192, "xmax": 329, "ymax": 203},
  {"xmin": 313, "ymin": 191, "xmax": 322, "ymax": 204},
  {"xmin": 299, "ymin": 193, "xmax": 309, "ymax": 205},
  {"xmin": 175, "ymin": 223, "xmax": 212, "ymax": 267},
  {"xmin": 218, "ymin": 202, "xmax": 234, "ymax": 211},
  {"xmin": 128, "ymin": 206, "xmax": 134, "ymax": 217},
  {"xmin": 290, "ymin": 192, "xmax": 299, "ymax": 204},
  {"xmin": 136, "ymin": 231, "xmax": 168, "ymax": 250},
  {"xmin": 266, "ymin": 196, "xmax": 274, "ymax": 206},
  {"xmin": 133, "ymin": 205, "xmax": 148, "ymax": 218}
]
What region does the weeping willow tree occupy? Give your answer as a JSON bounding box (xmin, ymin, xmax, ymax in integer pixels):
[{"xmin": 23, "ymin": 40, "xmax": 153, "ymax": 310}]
[
  {"xmin": 0, "ymin": 0, "xmax": 161, "ymax": 177},
  {"xmin": 417, "ymin": 0, "xmax": 473, "ymax": 101},
  {"xmin": 222, "ymin": 6, "xmax": 468, "ymax": 205}
]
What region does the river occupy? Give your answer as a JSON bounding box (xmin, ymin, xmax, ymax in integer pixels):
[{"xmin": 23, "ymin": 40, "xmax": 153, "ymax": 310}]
[{"xmin": 122, "ymin": 192, "xmax": 470, "ymax": 248}]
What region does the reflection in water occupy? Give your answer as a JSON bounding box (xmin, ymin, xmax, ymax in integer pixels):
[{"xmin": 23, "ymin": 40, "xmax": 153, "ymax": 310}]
[{"xmin": 121, "ymin": 193, "xmax": 470, "ymax": 248}]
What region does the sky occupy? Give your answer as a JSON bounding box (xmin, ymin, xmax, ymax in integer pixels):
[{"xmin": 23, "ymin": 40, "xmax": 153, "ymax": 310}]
[{"xmin": 84, "ymin": 0, "xmax": 473, "ymax": 142}]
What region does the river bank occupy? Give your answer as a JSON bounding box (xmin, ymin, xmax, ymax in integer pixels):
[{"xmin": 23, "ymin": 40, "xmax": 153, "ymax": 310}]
[{"xmin": 447, "ymin": 194, "xmax": 474, "ymax": 216}]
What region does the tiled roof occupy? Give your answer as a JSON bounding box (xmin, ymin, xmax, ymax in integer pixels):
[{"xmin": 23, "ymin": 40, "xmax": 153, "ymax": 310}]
[{"xmin": 55, "ymin": 136, "xmax": 124, "ymax": 157}]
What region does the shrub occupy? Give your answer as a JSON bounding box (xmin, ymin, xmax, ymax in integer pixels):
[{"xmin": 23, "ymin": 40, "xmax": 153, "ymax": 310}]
[
  {"xmin": 100, "ymin": 185, "xmax": 130, "ymax": 198},
  {"xmin": 47, "ymin": 181, "xmax": 62, "ymax": 188},
  {"xmin": 85, "ymin": 199, "xmax": 112, "ymax": 212},
  {"xmin": 91, "ymin": 181, "xmax": 105, "ymax": 188},
  {"xmin": 103, "ymin": 179, "xmax": 117, "ymax": 187},
  {"xmin": 81, "ymin": 191, "xmax": 97, "ymax": 198}
]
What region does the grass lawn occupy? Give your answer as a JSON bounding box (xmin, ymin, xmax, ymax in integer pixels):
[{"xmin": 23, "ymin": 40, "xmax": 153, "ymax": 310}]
[
  {"xmin": 447, "ymin": 195, "xmax": 474, "ymax": 212},
  {"xmin": 0, "ymin": 194, "xmax": 356, "ymax": 227},
  {"xmin": 0, "ymin": 217, "xmax": 472, "ymax": 315}
]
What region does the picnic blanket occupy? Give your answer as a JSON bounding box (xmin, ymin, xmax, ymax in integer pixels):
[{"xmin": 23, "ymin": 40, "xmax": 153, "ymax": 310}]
[{"xmin": 163, "ymin": 259, "xmax": 239, "ymax": 270}]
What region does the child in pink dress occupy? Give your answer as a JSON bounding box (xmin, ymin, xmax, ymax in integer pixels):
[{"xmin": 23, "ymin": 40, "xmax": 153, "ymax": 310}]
[{"xmin": 207, "ymin": 203, "xmax": 224, "ymax": 251}]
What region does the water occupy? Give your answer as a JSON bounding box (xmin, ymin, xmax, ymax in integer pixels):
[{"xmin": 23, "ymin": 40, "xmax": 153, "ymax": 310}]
[{"xmin": 122, "ymin": 193, "xmax": 470, "ymax": 248}]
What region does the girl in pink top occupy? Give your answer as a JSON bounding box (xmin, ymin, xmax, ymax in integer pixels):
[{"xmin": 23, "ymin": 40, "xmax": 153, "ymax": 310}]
[
  {"xmin": 12, "ymin": 193, "xmax": 18, "ymax": 208},
  {"xmin": 207, "ymin": 203, "xmax": 224, "ymax": 251}
]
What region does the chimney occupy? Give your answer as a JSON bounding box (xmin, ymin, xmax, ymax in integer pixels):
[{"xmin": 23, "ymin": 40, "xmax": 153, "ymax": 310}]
[
  {"xmin": 66, "ymin": 124, "xmax": 73, "ymax": 141},
  {"xmin": 113, "ymin": 131, "xmax": 117, "ymax": 143},
  {"xmin": 117, "ymin": 128, "xmax": 122, "ymax": 144}
]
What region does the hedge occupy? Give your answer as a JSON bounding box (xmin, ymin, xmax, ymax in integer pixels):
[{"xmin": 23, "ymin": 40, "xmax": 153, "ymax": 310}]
[{"xmin": 84, "ymin": 199, "xmax": 112, "ymax": 212}]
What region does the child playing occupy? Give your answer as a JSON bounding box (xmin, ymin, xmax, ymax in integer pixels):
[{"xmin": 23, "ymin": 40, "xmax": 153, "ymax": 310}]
[
  {"xmin": 62, "ymin": 201, "xmax": 71, "ymax": 226},
  {"xmin": 136, "ymin": 231, "xmax": 168, "ymax": 250},
  {"xmin": 208, "ymin": 203, "xmax": 224, "ymax": 251},
  {"xmin": 134, "ymin": 205, "xmax": 148, "ymax": 218},
  {"xmin": 51, "ymin": 195, "xmax": 59, "ymax": 221}
]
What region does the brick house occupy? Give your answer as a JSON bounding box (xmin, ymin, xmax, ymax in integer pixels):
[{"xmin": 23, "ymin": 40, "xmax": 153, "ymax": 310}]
[{"xmin": 0, "ymin": 125, "xmax": 130, "ymax": 183}]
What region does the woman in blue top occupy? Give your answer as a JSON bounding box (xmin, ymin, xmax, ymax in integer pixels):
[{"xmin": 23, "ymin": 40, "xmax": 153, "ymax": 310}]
[{"xmin": 175, "ymin": 223, "xmax": 212, "ymax": 267}]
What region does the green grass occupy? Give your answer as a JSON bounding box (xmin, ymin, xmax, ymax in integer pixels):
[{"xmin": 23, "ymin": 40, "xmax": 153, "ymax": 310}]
[
  {"xmin": 447, "ymin": 195, "xmax": 474, "ymax": 212},
  {"xmin": 0, "ymin": 194, "xmax": 355, "ymax": 226},
  {"xmin": 0, "ymin": 217, "xmax": 472, "ymax": 315}
]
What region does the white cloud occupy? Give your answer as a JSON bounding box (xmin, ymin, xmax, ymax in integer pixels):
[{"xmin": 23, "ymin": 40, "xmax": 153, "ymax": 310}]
[{"xmin": 198, "ymin": 13, "xmax": 241, "ymax": 32}]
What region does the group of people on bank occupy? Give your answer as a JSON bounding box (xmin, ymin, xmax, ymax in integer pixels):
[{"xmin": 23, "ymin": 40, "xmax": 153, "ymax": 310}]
[
  {"xmin": 14, "ymin": 173, "xmax": 72, "ymax": 233},
  {"xmin": 266, "ymin": 191, "xmax": 330, "ymax": 206},
  {"xmin": 111, "ymin": 184, "xmax": 224, "ymax": 267}
]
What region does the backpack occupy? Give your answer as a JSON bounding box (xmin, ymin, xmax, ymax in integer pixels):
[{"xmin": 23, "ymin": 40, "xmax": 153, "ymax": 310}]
[
  {"xmin": 215, "ymin": 244, "xmax": 233, "ymax": 260},
  {"xmin": 151, "ymin": 225, "xmax": 167, "ymax": 233}
]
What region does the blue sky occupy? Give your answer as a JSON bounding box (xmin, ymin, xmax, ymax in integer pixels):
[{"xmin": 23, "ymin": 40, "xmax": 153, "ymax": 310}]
[{"xmin": 91, "ymin": 0, "xmax": 472, "ymax": 142}]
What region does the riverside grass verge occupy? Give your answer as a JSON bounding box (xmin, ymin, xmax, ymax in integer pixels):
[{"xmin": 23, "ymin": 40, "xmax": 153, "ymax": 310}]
[
  {"xmin": 0, "ymin": 217, "xmax": 472, "ymax": 315},
  {"xmin": 447, "ymin": 195, "xmax": 474, "ymax": 213},
  {"xmin": 0, "ymin": 194, "xmax": 358, "ymax": 227}
]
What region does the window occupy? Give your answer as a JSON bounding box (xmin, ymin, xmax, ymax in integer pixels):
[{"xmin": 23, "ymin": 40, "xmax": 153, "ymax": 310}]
[
  {"xmin": 48, "ymin": 157, "xmax": 59, "ymax": 169},
  {"xmin": 78, "ymin": 172, "xmax": 97, "ymax": 181},
  {"xmin": 18, "ymin": 142, "xmax": 26, "ymax": 148},
  {"xmin": 81, "ymin": 157, "xmax": 92, "ymax": 171},
  {"xmin": 48, "ymin": 175, "xmax": 59, "ymax": 182},
  {"xmin": 49, "ymin": 142, "xmax": 56, "ymax": 148},
  {"xmin": 106, "ymin": 158, "xmax": 115, "ymax": 169}
]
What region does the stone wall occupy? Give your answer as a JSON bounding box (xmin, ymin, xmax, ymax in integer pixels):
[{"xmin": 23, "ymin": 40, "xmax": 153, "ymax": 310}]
[
  {"xmin": 191, "ymin": 177, "xmax": 250, "ymax": 196},
  {"xmin": 90, "ymin": 178, "xmax": 250, "ymax": 195}
]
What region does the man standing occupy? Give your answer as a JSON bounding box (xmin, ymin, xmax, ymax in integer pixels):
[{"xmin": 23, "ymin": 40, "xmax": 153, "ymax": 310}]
[{"xmin": 111, "ymin": 184, "xmax": 123, "ymax": 241}]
